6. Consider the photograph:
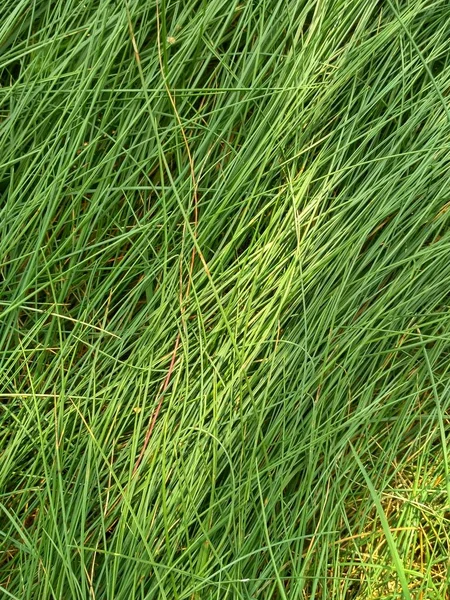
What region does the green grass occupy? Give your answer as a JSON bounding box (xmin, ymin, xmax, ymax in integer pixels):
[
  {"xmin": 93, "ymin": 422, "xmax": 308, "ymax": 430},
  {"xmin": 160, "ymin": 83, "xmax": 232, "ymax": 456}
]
[{"xmin": 1, "ymin": 0, "xmax": 450, "ymax": 598}]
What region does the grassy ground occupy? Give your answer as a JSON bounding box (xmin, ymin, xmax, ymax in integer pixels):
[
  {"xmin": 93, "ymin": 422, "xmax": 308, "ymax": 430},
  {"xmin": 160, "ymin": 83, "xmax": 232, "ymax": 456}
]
[{"xmin": 1, "ymin": 0, "xmax": 450, "ymax": 598}]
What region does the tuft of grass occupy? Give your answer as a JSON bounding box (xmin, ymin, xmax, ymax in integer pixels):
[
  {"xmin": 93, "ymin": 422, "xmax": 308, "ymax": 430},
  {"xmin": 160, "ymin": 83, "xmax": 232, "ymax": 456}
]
[{"xmin": 1, "ymin": 0, "xmax": 450, "ymax": 598}]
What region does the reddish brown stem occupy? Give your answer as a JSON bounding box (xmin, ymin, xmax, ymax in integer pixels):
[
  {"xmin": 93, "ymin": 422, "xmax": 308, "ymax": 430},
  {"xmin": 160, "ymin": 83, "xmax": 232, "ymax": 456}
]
[
  {"xmin": 133, "ymin": 334, "xmax": 180, "ymax": 474},
  {"xmin": 132, "ymin": 5, "xmax": 203, "ymax": 476}
]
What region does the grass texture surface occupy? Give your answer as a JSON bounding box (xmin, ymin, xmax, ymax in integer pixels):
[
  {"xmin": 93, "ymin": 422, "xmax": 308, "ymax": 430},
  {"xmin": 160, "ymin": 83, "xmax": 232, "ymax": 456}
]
[{"xmin": 1, "ymin": 1, "xmax": 450, "ymax": 598}]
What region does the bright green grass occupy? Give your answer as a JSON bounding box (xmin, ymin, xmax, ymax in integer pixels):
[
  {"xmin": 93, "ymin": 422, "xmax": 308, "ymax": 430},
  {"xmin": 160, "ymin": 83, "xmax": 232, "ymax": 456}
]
[{"xmin": 1, "ymin": 1, "xmax": 450, "ymax": 598}]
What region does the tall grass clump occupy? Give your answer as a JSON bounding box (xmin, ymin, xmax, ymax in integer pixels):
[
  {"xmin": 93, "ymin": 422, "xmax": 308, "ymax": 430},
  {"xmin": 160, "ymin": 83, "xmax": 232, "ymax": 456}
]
[{"xmin": 1, "ymin": 0, "xmax": 450, "ymax": 598}]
